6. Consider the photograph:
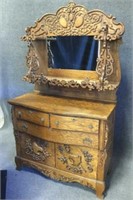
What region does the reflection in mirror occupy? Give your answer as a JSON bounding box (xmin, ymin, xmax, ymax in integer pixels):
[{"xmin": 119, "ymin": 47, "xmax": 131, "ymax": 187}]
[{"xmin": 47, "ymin": 36, "xmax": 99, "ymax": 71}]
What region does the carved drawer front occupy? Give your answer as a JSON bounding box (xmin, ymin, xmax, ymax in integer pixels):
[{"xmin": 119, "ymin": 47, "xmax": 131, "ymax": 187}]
[
  {"xmin": 56, "ymin": 144, "xmax": 98, "ymax": 179},
  {"xmin": 50, "ymin": 115, "xmax": 99, "ymax": 133},
  {"xmin": 16, "ymin": 120, "xmax": 98, "ymax": 149},
  {"xmin": 14, "ymin": 107, "xmax": 49, "ymax": 127},
  {"xmin": 21, "ymin": 133, "xmax": 55, "ymax": 167}
]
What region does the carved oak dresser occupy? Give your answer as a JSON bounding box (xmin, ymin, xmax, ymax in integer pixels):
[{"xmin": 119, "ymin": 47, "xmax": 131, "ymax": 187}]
[{"xmin": 9, "ymin": 3, "xmax": 125, "ymax": 199}]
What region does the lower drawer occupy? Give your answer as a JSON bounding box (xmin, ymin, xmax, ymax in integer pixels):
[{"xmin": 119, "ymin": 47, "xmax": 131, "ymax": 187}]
[
  {"xmin": 56, "ymin": 144, "xmax": 98, "ymax": 179},
  {"xmin": 20, "ymin": 133, "xmax": 55, "ymax": 167}
]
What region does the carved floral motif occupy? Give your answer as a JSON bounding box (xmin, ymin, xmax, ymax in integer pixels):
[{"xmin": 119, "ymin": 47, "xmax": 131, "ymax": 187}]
[
  {"xmin": 82, "ymin": 151, "xmax": 93, "ymax": 173},
  {"xmin": 24, "ymin": 136, "xmax": 51, "ymax": 161},
  {"xmin": 23, "ymin": 43, "xmax": 40, "ymax": 83},
  {"xmin": 58, "ymin": 145, "xmax": 93, "ymax": 175}
]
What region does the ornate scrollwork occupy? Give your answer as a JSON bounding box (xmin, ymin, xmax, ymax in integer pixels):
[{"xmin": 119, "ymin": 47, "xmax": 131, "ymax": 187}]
[
  {"xmin": 22, "ymin": 2, "xmax": 124, "ymax": 41},
  {"xmin": 23, "ymin": 72, "xmax": 119, "ymax": 91},
  {"xmin": 95, "ymin": 23, "xmax": 114, "ymax": 83},
  {"xmin": 24, "ymin": 137, "xmax": 51, "ymax": 161},
  {"xmin": 98, "ymin": 150, "xmax": 107, "ymax": 168},
  {"xmin": 104, "ymin": 124, "xmax": 109, "ymax": 148},
  {"xmin": 23, "ymin": 42, "xmax": 40, "ymax": 83},
  {"xmin": 96, "ymin": 42, "xmax": 114, "ymax": 82},
  {"xmin": 17, "ymin": 158, "xmax": 96, "ymax": 190}
]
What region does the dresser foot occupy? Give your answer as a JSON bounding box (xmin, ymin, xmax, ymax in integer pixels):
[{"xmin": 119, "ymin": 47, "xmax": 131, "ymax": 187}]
[
  {"xmin": 96, "ymin": 181, "xmax": 105, "ymax": 199},
  {"xmin": 15, "ymin": 157, "xmax": 22, "ymax": 170}
]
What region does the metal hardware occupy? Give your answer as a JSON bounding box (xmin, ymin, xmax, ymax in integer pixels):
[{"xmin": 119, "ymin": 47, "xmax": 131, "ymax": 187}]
[
  {"xmin": 72, "ymin": 118, "xmax": 76, "ymax": 122},
  {"xmin": 55, "ymin": 121, "xmax": 59, "ymax": 126},
  {"xmin": 29, "ymin": 110, "xmax": 33, "ymax": 114},
  {"xmin": 41, "ymin": 118, "xmax": 45, "ymax": 123},
  {"xmin": 88, "ymin": 124, "xmax": 93, "ymax": 129},
  {"xmin": 83, "ymin": 138, "xmax": 92, "ymax": 145},
  {"xmin": 18, "ymin": 111, "xmax": 22, "ymax": 118},
  {"xmin": 22, "ymin": 123, "xmax": 28, "ymax": 130}
]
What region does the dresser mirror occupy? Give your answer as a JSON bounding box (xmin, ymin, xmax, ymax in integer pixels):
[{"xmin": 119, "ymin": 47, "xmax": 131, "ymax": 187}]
[
  {"xmin": 47, "ymin": 36, "xmax": 99, "ymax": 71},
  {"xmin": 22, "ymin": 2, "xmax": 124, "ymax": 102}
]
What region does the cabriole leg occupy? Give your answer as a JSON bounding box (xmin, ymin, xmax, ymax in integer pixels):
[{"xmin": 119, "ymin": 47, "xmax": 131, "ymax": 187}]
[{"xmin": 96, "ymin": 181, "xmax": 105, "ymax": 199}]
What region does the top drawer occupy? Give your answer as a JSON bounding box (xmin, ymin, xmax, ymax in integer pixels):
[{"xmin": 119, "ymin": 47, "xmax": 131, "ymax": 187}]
[
  {"xmin": 14, "ymin": 107, "xmax": 49, "ymax": 127},
  {"xmin": 50, "ymin": 115, "xmax": 99, "ymax": 133}
]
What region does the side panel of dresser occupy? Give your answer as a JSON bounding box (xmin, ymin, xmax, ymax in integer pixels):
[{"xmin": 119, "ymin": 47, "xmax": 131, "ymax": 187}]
[
  {"xmin": 98, "ymin": 110, "xmax": 115, "ymax": 180},
  {"xmin": 95, "ymin": 110, "xmax": 115, "ymax": 198}
]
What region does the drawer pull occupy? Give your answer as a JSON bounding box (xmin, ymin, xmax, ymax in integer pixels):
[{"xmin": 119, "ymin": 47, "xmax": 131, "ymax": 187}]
[
  {"xmin": 22, "ymin": 123, "xmax": 28, "ymax": 130},
  {"xmin": 29, "ymin": 110, "xmax": 33, "ymax": 114},
  {"xmin": 55, "ymin": 121, "xmax": 59, "ymax": 126},
  {"xmin": 41, "ymin": 118, "xmax": 45, "ymax": 123},
  {"xmin": 83, "ymin": 138, "xmax": 92, "ymax": 145},
  {"xmin": 72, "ymin": 118, "xmax": 76, "ymax": 122},
  {"xmin": 88, "ymin": 124, "xmax": 93, "ymax": 129},
  {"xmin": 18, "ymin": 111, "xmax": 22, "ymax": 118}
]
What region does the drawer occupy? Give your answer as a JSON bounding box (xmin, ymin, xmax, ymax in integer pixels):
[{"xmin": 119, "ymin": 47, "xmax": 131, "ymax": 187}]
[
  {"xmin": 56, "ymin": 144, "xmax": 98, "ymax": 179},
  {"xmin": 50, "ymin": 115, "xmax": 99, "ymax": 133},
  {"xmin": 14, "ymin": 107, "xmax": 49, "ymax": 127},
  {"xmin": 16, "ymin": 120, "xmax": 99, "ymax": 149},
  {"xmin": 20, "ymin": 132, "xmax": 55, "ymax": 167}
]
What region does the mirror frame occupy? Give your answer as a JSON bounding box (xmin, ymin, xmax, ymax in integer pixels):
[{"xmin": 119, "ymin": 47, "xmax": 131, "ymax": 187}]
[{"xmin": 22, "ymin": 2, "xmax": 125, "ymax": 102}]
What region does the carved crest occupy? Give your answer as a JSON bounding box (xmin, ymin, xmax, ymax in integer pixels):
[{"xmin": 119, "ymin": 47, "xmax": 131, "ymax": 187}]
[{"xmin": 22, "ymin": 2, "xmax": 124, "ymax": 41}]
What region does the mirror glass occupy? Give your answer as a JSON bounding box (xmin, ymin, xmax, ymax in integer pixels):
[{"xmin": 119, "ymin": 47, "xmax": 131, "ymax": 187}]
[{"xmin": 47, "ymin": 36, "xmax": 99, "ymax": 71}]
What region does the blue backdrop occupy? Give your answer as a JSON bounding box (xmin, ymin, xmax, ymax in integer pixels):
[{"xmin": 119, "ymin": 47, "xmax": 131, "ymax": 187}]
[{"xmin": 50, "ymin": 36, "xmax": 98, "ymax": 70}]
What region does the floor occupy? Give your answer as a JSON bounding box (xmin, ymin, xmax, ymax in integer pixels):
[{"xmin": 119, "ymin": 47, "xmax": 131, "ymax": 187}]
[{"xmin": 0, "ymin": 106, "xmax": 133, "ymax": 200}]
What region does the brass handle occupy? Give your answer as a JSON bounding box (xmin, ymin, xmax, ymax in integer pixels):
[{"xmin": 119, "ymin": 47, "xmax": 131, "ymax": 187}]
[
  {"xmin": 83, "ymin": 138, "xmax": 92, "ymax": 145},
  {"xmin": 29, "ymin": 110, "xmax": 33, "ymax": 114},
  {"xmin": 72, "ymin": 118, "xmax": 76, "ymax": 122},
  {"xmin": 55, "ymin": 121, "xmax": 59, "ymax": 126},
  {"xmin": 41, "ymin": 118, "xmax": 45, "ymax": 123},
  {"xmin": 18, "ymin": 111, "xmax": 22, "ymax": 118},
  {"xmin": 22, "ymin": 123, "xmax": 28, "ymax": 130},
  {"xmin": 88, "ymin": 124, "xmax": 93, "ymax": 129}
]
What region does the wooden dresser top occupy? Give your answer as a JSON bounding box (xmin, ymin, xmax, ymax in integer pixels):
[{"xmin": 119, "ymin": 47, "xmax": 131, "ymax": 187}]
[{"xmin": 8, "ymin": 92, "xmax": 116, "ymax": 120}]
